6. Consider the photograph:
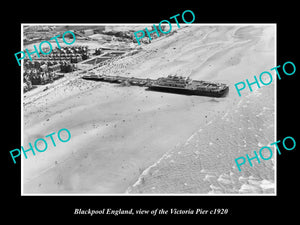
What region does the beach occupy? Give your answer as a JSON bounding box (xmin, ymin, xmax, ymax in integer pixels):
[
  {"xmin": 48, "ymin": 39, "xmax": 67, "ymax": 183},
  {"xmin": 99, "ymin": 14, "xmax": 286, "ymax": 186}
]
[{"xmin": 22, "ymin": 24, "xmax": 275, "ymax": 194}]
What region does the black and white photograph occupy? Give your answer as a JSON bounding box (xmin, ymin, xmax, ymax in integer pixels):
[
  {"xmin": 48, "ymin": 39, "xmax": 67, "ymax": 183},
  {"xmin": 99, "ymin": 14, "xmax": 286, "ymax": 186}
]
[
  {"xmin": 4, "ymin": 4, "xmax": 298, "ymax": 221},
  {"xmin": 21, "ymin": 24, "xmax": 276, "ymax": 195}
]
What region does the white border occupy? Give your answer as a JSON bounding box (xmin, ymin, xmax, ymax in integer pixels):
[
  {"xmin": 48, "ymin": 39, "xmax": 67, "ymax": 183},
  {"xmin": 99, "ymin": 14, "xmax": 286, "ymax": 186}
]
[{"xmin": 21, "ymin": 23, "xmax": 277, "ymax": 196}]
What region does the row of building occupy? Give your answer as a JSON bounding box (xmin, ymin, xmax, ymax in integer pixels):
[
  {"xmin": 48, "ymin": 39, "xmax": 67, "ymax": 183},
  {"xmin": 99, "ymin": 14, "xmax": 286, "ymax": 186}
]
[{"xmin": 23, "ymin": 60, "xmax": 76, "ymax": 92}]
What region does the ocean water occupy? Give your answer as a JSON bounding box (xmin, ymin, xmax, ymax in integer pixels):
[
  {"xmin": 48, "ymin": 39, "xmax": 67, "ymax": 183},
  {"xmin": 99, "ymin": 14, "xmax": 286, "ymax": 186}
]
[{"xmin": 127, "ymin": 82, "xmax": 275, "ymax": 194}]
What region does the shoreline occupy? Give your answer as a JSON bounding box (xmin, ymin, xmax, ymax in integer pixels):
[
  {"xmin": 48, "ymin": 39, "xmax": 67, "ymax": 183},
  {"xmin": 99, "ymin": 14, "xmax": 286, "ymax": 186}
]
[{"xmin": 22, "ymin": 24, "xmax": 275, "ymax": 194}]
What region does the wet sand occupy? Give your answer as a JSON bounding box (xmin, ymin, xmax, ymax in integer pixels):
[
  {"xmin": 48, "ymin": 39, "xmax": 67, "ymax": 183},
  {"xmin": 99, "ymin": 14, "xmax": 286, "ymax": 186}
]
[
  {"xmin": 22, "ymin": 25, "xmax": 275, "ymax": 194},
  {"xmin": 127, "ymin": 82, "xmax": 275, "ymax": 194}
]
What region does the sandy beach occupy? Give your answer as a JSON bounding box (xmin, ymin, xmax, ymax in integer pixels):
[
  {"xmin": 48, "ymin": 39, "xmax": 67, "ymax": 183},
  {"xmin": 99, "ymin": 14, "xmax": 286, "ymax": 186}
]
[{"xmin": 22, "ymin": 24, "xmax": 275, "ymax": 194}]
